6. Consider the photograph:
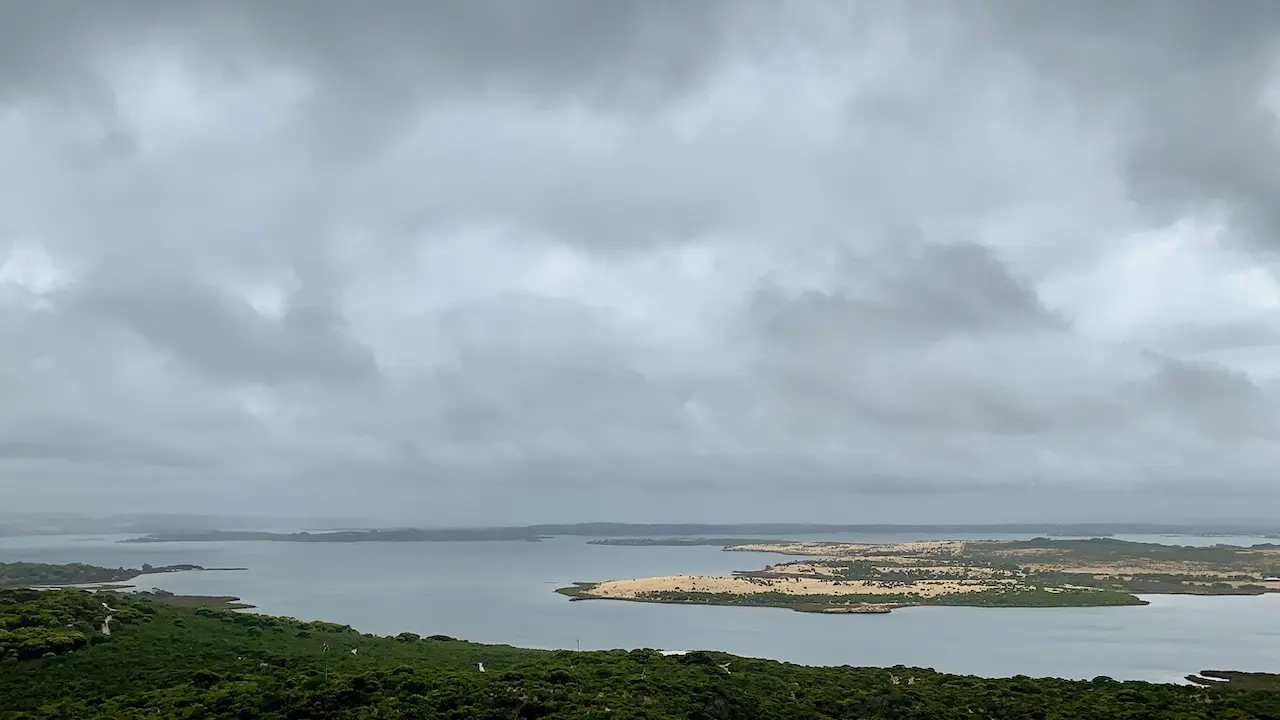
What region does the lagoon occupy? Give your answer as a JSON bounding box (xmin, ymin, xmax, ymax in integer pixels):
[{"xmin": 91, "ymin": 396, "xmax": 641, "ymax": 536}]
[{"xmin": 3, "ymin": 532, "xmax": 1278, "ymax": 682}]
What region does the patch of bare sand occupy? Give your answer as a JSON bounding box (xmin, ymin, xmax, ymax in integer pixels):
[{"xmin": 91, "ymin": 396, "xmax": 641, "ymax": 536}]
[
  {"xmin": 993, "ymin": 548, "xmax": 1068, "ymax": 557},
  {"xmin": 764, "ymin": 562, "xmax": 1005, "ymax": 578},
  {"xmin": 728, "ymin": 540, "xmax": 967, "ymax": 558},
  {"xmin": 727, "ymin": 542, "xmax": 847, "ymax": 557},
  {"xmin": 584, "ymin": 574, "xmax": 1009, "ymax": 600}
]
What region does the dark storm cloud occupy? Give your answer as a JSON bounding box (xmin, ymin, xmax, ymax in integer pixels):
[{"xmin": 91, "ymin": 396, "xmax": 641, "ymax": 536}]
[
  {"xmin": 0, "ymin": 0, "xmax": 734, "ymax": 120},
  {"xmin": 1, "ymin": 0, "xmax": 1279, "ymax": 520}
]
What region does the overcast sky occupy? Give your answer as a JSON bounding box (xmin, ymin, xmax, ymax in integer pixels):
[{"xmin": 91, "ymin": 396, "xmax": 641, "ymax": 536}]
[{"xmin": 2, "ymin": 1, "xmax": 1279, "ymax": 524}]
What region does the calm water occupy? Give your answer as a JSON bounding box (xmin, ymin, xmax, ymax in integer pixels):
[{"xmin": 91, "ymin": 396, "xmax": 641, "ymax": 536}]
[{"xmin": 3, "ymin": 533, "xmax": 1278, "ymax": 683}]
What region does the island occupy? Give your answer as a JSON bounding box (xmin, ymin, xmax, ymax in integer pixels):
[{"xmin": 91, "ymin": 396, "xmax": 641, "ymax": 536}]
[
  {"xmin": 3, "ymin": 586, "xmax": 1279, "ymax": 718},
  {"xmin": 0, "ymin": 561, "xmax": 246, "ymax": 590},
  {"xmin": 558, "ymin": 537, "xmax": 1280, "ymax": 613}
]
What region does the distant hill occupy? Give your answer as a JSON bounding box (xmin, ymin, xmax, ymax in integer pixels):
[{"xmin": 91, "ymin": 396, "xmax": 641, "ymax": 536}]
[{"xmin": 122, "ymin": 521, "xmax": 1280, "ymax": 543}]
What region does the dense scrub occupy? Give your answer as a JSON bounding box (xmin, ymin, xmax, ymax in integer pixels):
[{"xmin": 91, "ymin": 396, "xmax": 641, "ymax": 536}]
[
  {"xmin": 0, "ymin": 562, "xmax": 140, "ymax": 588},
  {"xmin": 2, "ymin": 589, "xmax": 1278, "ymax": 719},
  {"xmin": 627, "ymin": 586, "xmax": 1145, "ymax": 611},
  {"xmin": 0, "ymin": 561, "xmax": 213, "ymax": 589}
]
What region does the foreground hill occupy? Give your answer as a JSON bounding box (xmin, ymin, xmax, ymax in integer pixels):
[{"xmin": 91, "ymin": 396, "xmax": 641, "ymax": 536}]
[{"xmin": 2, "ymin": 588, "xmax": 1278, "ymax": 719}]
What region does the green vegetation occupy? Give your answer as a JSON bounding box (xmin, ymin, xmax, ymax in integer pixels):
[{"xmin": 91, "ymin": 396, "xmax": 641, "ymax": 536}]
[
  {"xmin": 0, "ymin": 562, "xmax": 141, "ymax": 588},
  {"xmin": 0, "ymin": 562, "xmax": 239, "ymax": 589},
  {"xmin": 947, "ymin": 537, "xmax": 1280, "ymax": 595},
  {"xmin": 987, "ymin": 536, "xmax": 1280, "ymax": 565},
  {"xmin": 564, "ymin": 537, "xmax": 1280, "ymax": 614},
  {"xmin": 136, "ymin": 588, "xmax": 255, "ymax": 610},
  {"xmin": 558, "ymin": 583, "xmax": 1146, "ymax": 613},
  {"xmin": 1188, "ymin": 671, "xmax": 1280, "ymax": 691},
  {"xmin": 2, "ymin": 588, "xmax": 1279, "ymax": 719}
]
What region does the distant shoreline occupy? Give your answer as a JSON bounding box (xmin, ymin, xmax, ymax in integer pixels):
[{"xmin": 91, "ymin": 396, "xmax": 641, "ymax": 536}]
[{"xmin": 118, "ymin": 522, "xmax": 1280, "ymax": 544}]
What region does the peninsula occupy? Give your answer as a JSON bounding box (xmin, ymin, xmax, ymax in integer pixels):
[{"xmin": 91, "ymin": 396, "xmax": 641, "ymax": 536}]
[
  {"xmin": 0, "ymin": 561, "xmax": 245, "ymax": 589},
  {"xmin": 558, "ymin": 537, "xmax": 1280, "ymax": 614}
]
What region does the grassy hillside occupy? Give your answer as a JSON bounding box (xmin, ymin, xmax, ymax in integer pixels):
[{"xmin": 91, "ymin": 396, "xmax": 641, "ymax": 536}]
[{"xmin": 2, "ymin": 588, "xmax": 1278, "ymax": 719}]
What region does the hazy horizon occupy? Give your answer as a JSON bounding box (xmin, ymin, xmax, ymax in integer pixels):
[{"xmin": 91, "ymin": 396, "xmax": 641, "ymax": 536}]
[
  {"xmin": 5, "ymin": 502, "xmax": 1280, "ymax": 531},
  {"xmin": 3, "ymin": 1, "xmax": 1279, "ymax": 520}
]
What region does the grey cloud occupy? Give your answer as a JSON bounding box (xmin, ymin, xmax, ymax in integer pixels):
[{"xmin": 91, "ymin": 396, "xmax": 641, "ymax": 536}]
[
  {"xmin": 328, "ymin": 295, "xmax": 708, "ymax": 469},
  {"xmin": 755, "ymin": 240, "xmax": 1066, "ymax": 343},
  {"xmin": 1146, "ymin": 319, "xmax": 1280, "ymax": 355},
  {"xmin": 744, "ymin": 243, "xmax": 1096, "ymax": 470},
  {"xmin": 978, "ymin": 0, "xmax": 1280, "ymax": 259},
  {"xmin": 2, "ymin": 2, "xmax": 1280, "ymax": 521},
  {"xmin": 1134, "ymin": 353, "xmax": 1279, "ymax": 441},
  {"xmin": 0, "ymin": 437, "xmax": 205, "ymax": 469},
  {"xmin": 60, "ymin": 270, "xmax": 379, "ymax": 386},
  {"xmin": 0, "ymin": 0, "xmax": 736, "ymax": 124}
]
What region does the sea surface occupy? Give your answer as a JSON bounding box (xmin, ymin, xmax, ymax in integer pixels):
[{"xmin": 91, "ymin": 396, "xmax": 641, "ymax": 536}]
[{"xmin": 3, "ymin": 532, "xmax": 1279, "ymax": 683}]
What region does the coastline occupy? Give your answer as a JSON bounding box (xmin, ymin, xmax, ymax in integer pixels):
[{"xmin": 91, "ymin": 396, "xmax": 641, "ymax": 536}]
[
  {"xmin": 2, "ymin": 562, "xmax": 254, "ymax": 610},
  {"xmin": 555, "ymin": 581, "xmax": 1147, "ymax": 614},
  {"xmin": 559, "ymin": 537, "xmax": 1279, "ymax": 614},
  {"xmin": 557, "ymin": 582, "xmax": 905, "ymax": 614},
  {"xmin": 137, "ymin": 589, "xmax": 255, "ymax": 610},
  {"xmin": 5, "ymin": 586, "xmax": 1279, "ymax": 717},
  {"xmin": 0, "ymin": 562, "xmax": 249, "ymax": 591}
]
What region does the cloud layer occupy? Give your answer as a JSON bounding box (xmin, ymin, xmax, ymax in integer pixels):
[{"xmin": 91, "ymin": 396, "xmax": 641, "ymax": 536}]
[{"xmin": 2, "ymin": 1, "xmax": 1279, "ymax": 522}]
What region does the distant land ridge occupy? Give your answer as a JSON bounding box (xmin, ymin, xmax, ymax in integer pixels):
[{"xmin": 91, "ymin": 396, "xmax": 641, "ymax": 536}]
[{"xmin": 121, "ymin": 522, "xmax": 1280, "ymax": 543}]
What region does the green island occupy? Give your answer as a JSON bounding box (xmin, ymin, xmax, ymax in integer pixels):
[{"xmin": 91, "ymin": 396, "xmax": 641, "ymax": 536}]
[
  {"xmin": 559, "ymin": 538, "xmax": 1280, "ymax": 614},
  {"xmin": 2, "ymin": 587, "xmax": 1278, "ymax": 719}
]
